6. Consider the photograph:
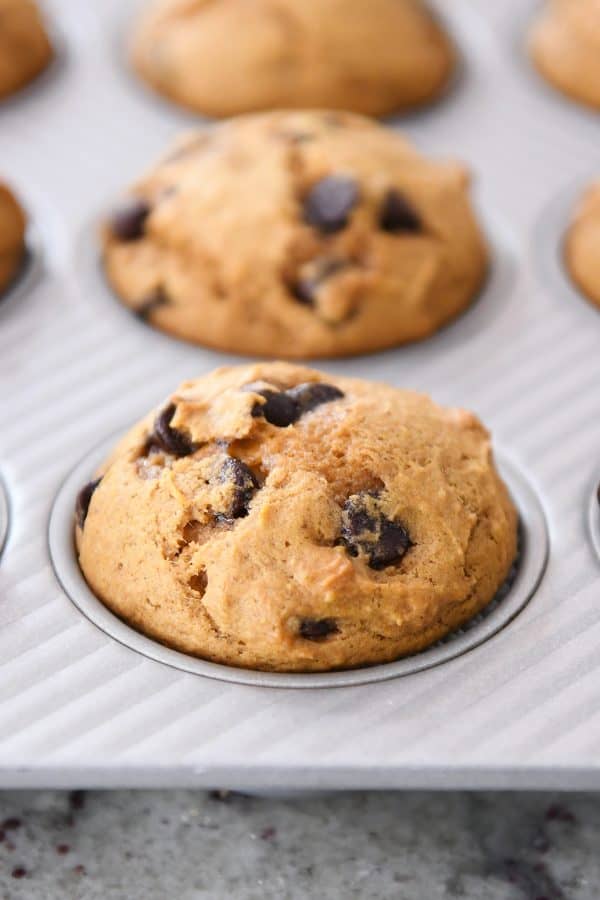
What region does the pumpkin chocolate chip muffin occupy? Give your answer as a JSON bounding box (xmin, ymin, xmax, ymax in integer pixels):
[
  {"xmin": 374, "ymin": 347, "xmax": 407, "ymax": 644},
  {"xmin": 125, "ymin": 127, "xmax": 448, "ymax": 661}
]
[
  {"xmin": 75, "ymin": 363, "xmax": 518, "ymax": 673},
  {"xmin": 0, "ymin": 182, "xmax": 27, "ymax": 295},
  {"xmin": 0, "ymin": 0, "xmax": 53, "ymax": 101},
  {"xmin": 129, "ymin": 0, "xmax": 455, "ymax": 118},
  {"xmin": 102, "ymin": 110, "xmax": 488, "ymax": 358}
]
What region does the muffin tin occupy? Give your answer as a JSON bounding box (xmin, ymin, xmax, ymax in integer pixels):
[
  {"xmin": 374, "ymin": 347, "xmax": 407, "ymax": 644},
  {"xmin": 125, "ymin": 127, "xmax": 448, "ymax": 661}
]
[{"xmin": 1, "ymin": 0, "xmax": 600, "ymax": 790}]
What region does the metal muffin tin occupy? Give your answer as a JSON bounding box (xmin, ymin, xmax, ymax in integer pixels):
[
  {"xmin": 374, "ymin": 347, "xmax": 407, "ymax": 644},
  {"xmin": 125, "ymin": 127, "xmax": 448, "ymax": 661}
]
[{"xmin": 1, "ymin": 0, "xmax": 600, "ymax": 790}]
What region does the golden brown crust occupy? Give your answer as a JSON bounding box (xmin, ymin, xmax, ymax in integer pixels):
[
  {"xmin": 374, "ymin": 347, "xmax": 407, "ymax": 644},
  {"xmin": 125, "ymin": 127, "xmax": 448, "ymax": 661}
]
[
  {"xmin": 102, "ymin": 111, "xmax": 488, "ymax": 359},
  {"xmin": 529, "ymin": 0, "xmax": 600, "ymax": 109},
  {"xmin": 130, "ymin": 0, "xmax": 455, "ymax": 118},
  {"xmin": 0, "ymin": 0, "xmax": 53, "ymax": 101},
  {"xmin": 0, "ymin": 182, "xmax": 26, "ymax": 294},
  {"xmin": 565, "ymin": 180, "xmax": 600, "ymax": 308},
  {"xmin": 76, "ymin": 363, "xmax": 518, "ymax": 673}
]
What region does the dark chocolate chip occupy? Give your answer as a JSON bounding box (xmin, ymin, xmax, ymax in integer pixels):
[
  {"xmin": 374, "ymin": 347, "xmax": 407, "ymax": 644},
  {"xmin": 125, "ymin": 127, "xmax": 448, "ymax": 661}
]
[
  {"xmin": 152, "ymin": 403, "xmax": 196, "ymax": 457},
  {"xmin": 292, "ymin": 259, "xmax": 349, "ymax": 306},
  {"xmin": 287, "ymin": 382, "xmax": 344, "ymax": 415},
  {"xmin": 249, "ymin": 382, "xmax": 343, "ymax": 426},
  {"xmin": 304, "ymin": 176, "xmax": 359, "ymax": 234},
  {"xmin": 380, "ymin": 189, "xmax": 421, "ymax": 233},
  {"xmin": 108, "ymin": 198, "xmax": 151, "ymax": 241},
  {"xmin": 218, "ymin": 457, "xmax": 259, "ymax": 520},
  {"xmin": 299, "ymin": 618, "xmax": 339, "ymax": 641},
  {"xmin": 134, "ymin": 287, "xmax": 170, "ymax": 321},
  {"xmin": 75, "ymin": 478, "xmax": 102, "ymax": 529},
  {"xmin": 341, "ymin": 491, "xmax": 412, "ymax": 570},
  {"xmin": 251, "ymin": 389, "xmax": 300, "ymax": 427}
]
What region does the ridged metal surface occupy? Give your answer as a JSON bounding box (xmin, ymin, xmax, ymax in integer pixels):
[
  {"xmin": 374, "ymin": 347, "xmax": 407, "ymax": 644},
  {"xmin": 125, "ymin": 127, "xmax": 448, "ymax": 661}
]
[{"xmin": 1, "ymin": 0, "xmax": 600, "ymax": 788}]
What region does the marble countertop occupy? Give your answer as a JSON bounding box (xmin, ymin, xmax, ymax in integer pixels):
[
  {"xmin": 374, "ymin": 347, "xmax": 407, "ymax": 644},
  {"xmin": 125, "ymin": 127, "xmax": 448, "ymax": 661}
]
[{"xmin": 0, "ymin": 790, "xmax": 598, "ymax": 898}]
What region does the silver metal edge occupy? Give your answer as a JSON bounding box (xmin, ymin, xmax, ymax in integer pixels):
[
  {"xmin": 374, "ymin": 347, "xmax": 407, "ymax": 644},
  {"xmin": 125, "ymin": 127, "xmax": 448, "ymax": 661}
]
[
  {"xmin": 0, "ymin": 475, "xmax": 8, "ymax": 560},
  {"xmin": 48, "ymin": 435, "xmax": 548, "ymax": 690},
  {"xmin": 587, "ymin": 469, "xmax": 600, "ymax": 564}
]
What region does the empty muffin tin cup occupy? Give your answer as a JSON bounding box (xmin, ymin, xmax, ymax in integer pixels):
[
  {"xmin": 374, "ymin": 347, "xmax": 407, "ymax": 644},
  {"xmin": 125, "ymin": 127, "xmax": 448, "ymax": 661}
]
[
  {"xmin": 49, "ymin": 437, "xmax": 548, "ymax": 689},
  {"xmin": 0, "ymin": 225, "xmax": 43, "ymax": 316}
]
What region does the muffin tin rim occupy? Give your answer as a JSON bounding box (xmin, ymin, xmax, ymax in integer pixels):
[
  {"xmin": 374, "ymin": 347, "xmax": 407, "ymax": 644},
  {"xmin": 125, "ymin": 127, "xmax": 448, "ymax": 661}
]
[
  {"xmin": 48, "ymin": 436, "xmax": 549, "ymax": 689},
  {"xmin": 0, "ymin": 474, "xmax": 9, "ymax": 560}
]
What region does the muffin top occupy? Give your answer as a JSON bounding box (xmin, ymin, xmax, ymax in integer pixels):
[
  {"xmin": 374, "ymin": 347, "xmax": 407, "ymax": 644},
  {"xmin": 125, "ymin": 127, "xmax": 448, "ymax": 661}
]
[
  {"xmin": 130, "ymin": 0, "xmax": 455, "ymax": 118},
  {"xmin": 0, "ymin": 182, "xmax": 27, "ymax": 294},
  {"xmin": 565, "ymin": 180, "xmax": 600, "ymax": 308},
  {"xmin": 0, "ymin": 0, "xmax": 53, "ymax": 100},
  {"xmin": 103, "ymin": 110, "xmax": 488, "ymax": 359},
  {"xmin": 529, "ymin": 0, "xmax": 600, "ymax": 110},
  {"xmin": 76, "ymin": 362, "xmax": 517, "ymax": 673}
]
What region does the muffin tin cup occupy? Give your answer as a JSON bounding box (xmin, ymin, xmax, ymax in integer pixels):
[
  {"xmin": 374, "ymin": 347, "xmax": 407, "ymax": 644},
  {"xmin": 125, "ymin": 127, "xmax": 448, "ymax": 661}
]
[{"xmin": 49, "ymin": 439, "xmax": 548, "ymax": 689}]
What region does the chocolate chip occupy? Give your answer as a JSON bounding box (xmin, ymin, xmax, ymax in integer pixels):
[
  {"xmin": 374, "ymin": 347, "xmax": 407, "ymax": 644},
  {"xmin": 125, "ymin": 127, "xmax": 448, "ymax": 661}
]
[
  {"xmin": 151, "ymin": 403, "xmax": 196, "ymax": 457},
  {"xmin": 134, "ymin": 287, "xmax": 170, "ymax": 321},
  {"xmin": 218, "ymin": 457, "xmax": 259, "ymax": 520},
  {"xmin": 108, "ymin": 198, "xmax": 151, "ymax": 241},
  {"xmin": 299, "ymin": 618, "xmax": 339, "ymax": 641},
  {"xmin": 341, "ymin": 491, "xmax": 412, "ymax": 570},
  {"xmin": 251, "ymin": 389, "xmax": 300, "ymax": 427},
  {"xmin": 380, "ymin": 189, "xmax": 421, "ymax": 233},
  {"xmin": 304, "ymin": 176, "xmax": 359, "ymax": 234},
  {"xmin": 249, "ymin": 382, "xmax": 344, "ymax": 426},
  {"xmin": 293, "ymin": 259, "xmax": 349, "ymax": 306},
  {"xmin": 75, "ymin": 478, "xmax": 102, "ymax": 529},
  {"xmin": 287, "ymin": 382, "xmax": 344, "ymax": 414}
]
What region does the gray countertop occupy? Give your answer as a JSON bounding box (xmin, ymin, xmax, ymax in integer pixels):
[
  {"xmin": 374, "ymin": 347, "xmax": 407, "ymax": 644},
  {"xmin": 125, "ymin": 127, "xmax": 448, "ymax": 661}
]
[{"xmin": 0, "ymin": 790, "xmax": 598, "ymax": 899}]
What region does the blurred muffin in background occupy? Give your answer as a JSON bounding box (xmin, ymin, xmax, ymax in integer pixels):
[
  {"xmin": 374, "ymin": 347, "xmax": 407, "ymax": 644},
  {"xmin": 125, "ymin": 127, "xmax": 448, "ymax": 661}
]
[
  {"xmin": 565, "ymin": 181, "xmax": 600, "ymax": 308},
  {"xmin": 129, "ymin": 0, "xmax": 455, "ymax": 118},
  {"xmin": 101, "ymin": 110, "xmax": 488, "ymax": 358},
  {"xmin": 529, "ymin": 0, "xmax": 600, "ymax": 110},
  {"xmin": 0, "ymin": 0, "xmax": 53, "ymax": 100},
  {"xmin": 0, "ymin": 183, "xmax": 26, "ymax": 294}
]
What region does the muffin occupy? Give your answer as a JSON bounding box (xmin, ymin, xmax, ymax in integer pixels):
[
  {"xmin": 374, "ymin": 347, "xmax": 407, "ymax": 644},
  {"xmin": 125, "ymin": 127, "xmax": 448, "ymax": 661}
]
[
  {"xmin": 75, "ymin": 362, "xmax": 518, "ymax": 673},
  {"xmin": 565, "ymin": 180, "xmax": 600, "ymax": 307},
  {"xmin": 0, "ymin": 182, "xmax": 27, "ymax": 294},
  {"xmin": 102, "ymin": 110, "xmax": 488, "ymax": 358},
  {"xmin": 0, "ymin": 0, "xmax": 53, "ymax": 101},
  {"xmin": 129, "ymin": 0, "xmax": 455, "ymax": 118},
  {"xmin": 529, "ymin": 0, "xmax": 600, "ymax": 110}
]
